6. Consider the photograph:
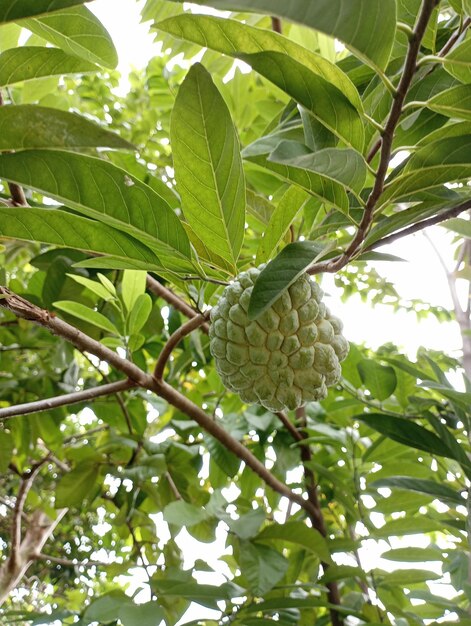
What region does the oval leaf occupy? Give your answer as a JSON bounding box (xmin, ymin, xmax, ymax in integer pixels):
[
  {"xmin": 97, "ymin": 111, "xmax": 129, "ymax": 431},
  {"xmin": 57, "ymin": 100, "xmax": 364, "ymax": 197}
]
[{"xmin": 0, "ymin": 0, "xmax": 87, "ymax": 22}]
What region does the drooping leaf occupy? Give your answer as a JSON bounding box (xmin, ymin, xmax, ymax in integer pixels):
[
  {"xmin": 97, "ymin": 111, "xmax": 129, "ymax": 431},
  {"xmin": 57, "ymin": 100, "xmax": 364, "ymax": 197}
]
[
  {"xmin": 0, "ymin": 47, "xmax": 98, "ymax": 86},
  {"xmin": 23, "ymin": 5, "xmax": 118, "ymax": 68},
  {"xmin": 256, "ymin": 521, "xmax": 331, "ymax": 563},
  {"xmin": 248, "ymin": 241, "xmax": 326, "ymax": 320},
  {"xmin": 0, "ymin": 208, "xmax": 163, "ymax": 270},
  {"xmin": 0, "ymin": 105, "xmax": 133, "ymax": 151},
  {"xmin": 157, "ymin": 15, "xmax": 362, "ymax": 110},
  {"xmin": 166, "ymin": 0, "xmax": 396, "ymax": 71},
  {"xmin": 425, "ymin": 83, "xmax": 471, "ymax": 120},
  {"xmin": 357, "ymin": 359, "xmax": 397, "ymax": 401},
  {"xmin": 256, "ymin": 186, "xmax": 309, "ymax": 263},
  {"xmin": 0, "ymin": 0, "xmax": 87, "ymax": 22},
  {"xmin": 357, "ymin": 413, "xmax": 461, "ymax": 460},
  {"xmin": 171, "ymin": 63, "xmax": 245, "ymax": 267},
  {"xmin": 0, "ymin": 150, "xmax": 192, "ymax": 270},
  {"xmin": 239, "ymin": 541, "xmax": 289, "ymax": 596},
  {"xmin": 53, "ymin": 301, "xmax": 119, "ymax": 334},
  {"xmin": 370, "ymin": 477, "xmax": 464, "ymax": 504}
]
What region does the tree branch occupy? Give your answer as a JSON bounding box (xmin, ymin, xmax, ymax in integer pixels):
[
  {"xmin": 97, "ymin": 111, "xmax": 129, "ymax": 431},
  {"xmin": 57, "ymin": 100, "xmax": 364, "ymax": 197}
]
[
  {"xmin": 34, "ymin": 553, "xmax": 110, "ymax": 568},
  {"xmin": 307, "ymin": 0, "xmax": 440, "ymax": 277},
  {"xmin": 154, "ymin": 312, "xmax": 209, "ymax": 380},
  {"xmin": 271, "ymin": 17, "xmax": 282, "ymax": 34},
  {"xmin": 0, "ymin": 379, "xmax": 135, "ymax": 420}
]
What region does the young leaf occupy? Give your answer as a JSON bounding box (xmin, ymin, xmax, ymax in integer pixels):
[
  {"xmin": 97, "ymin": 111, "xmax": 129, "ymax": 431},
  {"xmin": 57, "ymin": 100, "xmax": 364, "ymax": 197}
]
[
  {"xmin": 171, "ymin": 63, "xmax": 245, "ymax": 267},
  {"xmin": 0, "ymin": 208, "xmax": 163, "ymax": 269},
  {"xmin": 23, "ymin": 5, "xmax": 118, "ymax": 68},
  {"xmin": 357, "ymin": 359, "xmax": 397, "ymax": 401},
  {"xmin": 165, "ymin": 0, "xmax": 396, "ymax": 71},
  {"xmin": 0, "ymin": 150, "xmax": 192, "ymax": 270},
  {"xmin": 256, "ymin": 186, "xmax": 309, "ymax": 263},
  {"xmin": 248, "ymin": 241, "xmax": 326, "ymax": 320},
  {"xmin": 157, "ymin": 15, "xmax": 362, "ymax": 111},
  {"xmin": 53, "ymin": 301, "xmax": 120, "ymax": 334},
  {"xmin": 127, "ymin": 294, "xmax": 152, "ymax": 335},
  {"xmin": 0, "ymin": 105, "xmax": 133, "ymax": 150},
  {"xmin": 66, "ymin": 274, "xmax": 116, "ymax": 302},
  {"xmin": 0, "ymin": 47, "xmax": 97, "ymax": 86},
  {"xmin": 121, "ymin": 270, "xmax": 147, "ymax": 313},
  {"xmin": 0, "ymin": 0, "xmax": 87, "ymax": 22}
]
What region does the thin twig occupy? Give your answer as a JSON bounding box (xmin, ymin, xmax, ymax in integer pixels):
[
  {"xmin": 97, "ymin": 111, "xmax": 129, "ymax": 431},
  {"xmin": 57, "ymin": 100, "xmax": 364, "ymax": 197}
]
[
  {"xmin": 34, "ymin": 553, "xmax": 110, "ymax": 568},
  {"xmin": 0, "ymin": 379, "xmax": 135, "ymax": 420},
  {"xmin": 271, "ymin": 17, "xmax": 282, "ymax": 34},
  {"xmin": 438, "ymin": 16, "xmax": 471, "ymax": 57},
  {"xmin": 153, "ymin": 313, "xmax": 209, "ymax": 380},
  {"xmin": 275, "ymin": 411, "xmax": 304, "ymax": 442}
]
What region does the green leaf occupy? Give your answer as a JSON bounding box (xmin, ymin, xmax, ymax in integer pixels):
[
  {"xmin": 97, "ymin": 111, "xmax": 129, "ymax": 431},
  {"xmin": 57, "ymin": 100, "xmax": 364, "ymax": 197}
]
[
  {"xmin": 372, "ymin": 517, "xmax": 445, "ymax": 538},
  {"xmin": 0, "ymin": 208, "xmax": 163, "ymax": 269},
  {"xmin": 357, "ymin": 359, "xmax": 397, "ymax": 401},
  {"xmin": 122, "ymin": 270, "xmax": 147, "ymax": 313},
  {"xmin": 171, "ymin": 63, "xmax": 245, "ymax": 267},
  {"xmin": 441, "ymin": 217, "xmax": 471, "ymax": 238},
  {"xmin": 128, "ymin": 294, "xmax": 152, "ymax": 335},
  {"xmin": 379, "ymin": 568, "xmax": 441, "ymax": 586},
  {"xmin": 55, "ymin": 462, "xmax": 98, "ymax": 508},
  {"xmin": 0, "ymin": 0, "xmax": 87, "ymax": 22},
  {"xmin": 119, "ymin": 602, "xmax": 165, "ymax": 626},
  {"xmin": 248, "ymin": 241, "xmax": 326, "ymax": 320},
  {"xmin": 166, "ymin": 0, "xmax": 396, "ymax": 71},
  {"xmin": 0, "ymin": 150, "xmax": 192, "ymax": 270},
  {"xmin": 163, "ymin": 501, "xmax": 209, "ymax": 527},
  {"xmin": 257, "ymin": 521, "xmax": 331, "ymax": 563},
  {"xmin": 370, "ymin": 477, "xmax": 464, "ymax": 504},
  {"xmin": 24, "ymin": 6, "xmax": 118, "ymax": 68},
  {"xmin": 256, "ymin": 186, "xmax": 309, "ymax": 263},
  {"xmin": 205, "ymin": 435, "xmax": 241, "ymax": 478},
  {"xmin": 444, "ymin": 37, "xmax": 471, "ymax": 83},
  {"xmin": 269, "ymin": 144, "xmax": 367, "ymax": 197},
  {"xmin": 83, "ymin": 591, "xmax": 131, "ymax": 623},
  {"xmin": 0, "ymin": 105, "xmax": 133, "ymax": 151},
  {"xmin": 357, "ymin": 413, "xmax": 460, "ymax": 460},
  {"xmin": 53, "ymin": 301, "xmax": 119, "ymax": 334},
  {"xmin": 0, "ymin": 431, "xmax": 13, "ymax": 472},
  {"xmin": 66, "ymin": 274, "xmax": 116, "ymax": 302},
  {"xmin": 157, "ymin": 15, "xmax": 362, "ymax": 110},
  {"xmin": 228, "ymin": 509, "xmax": 266, "ymax": 539},
  {"xmin": 381, "ymin": 135, "xmax": 471, "ymax": 204},
  {"xmin": 381, "ymin": 547, "xmax": 444, "ymax": 562},
  {"xmin": 239, "ymin": 541, "xmax": 289, "ymax": 596},
  {"xmin": 0, "ymin": 47, "xmax": 97, "ymax": 86},
  {"xmin": 425, "ymin": 84, "xmax": 471, "ymax": 120}
]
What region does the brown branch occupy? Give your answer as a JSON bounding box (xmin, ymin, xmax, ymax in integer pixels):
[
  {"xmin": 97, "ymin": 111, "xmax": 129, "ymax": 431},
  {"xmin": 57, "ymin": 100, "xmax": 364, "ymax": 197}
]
[
  {"xmin": 307, "ymin": 0, "xmax": 440, "ymax": 277},
  {"xmin": 0, "ymin": 379, "xmax": 135, "ymax": 420},
  {"xmin": 438, "ymin": 16, "xmax": 471, "ymax": 57},
  {"xmin": 271, "ymin": 17, "xmax": 282, "ymax": 34},
  {"xmin": 154, "ymin": 312, "xmax": 209, "ymax": 380},
  {"xmin": 165, "ymin": 471, "xmax": 183, "ymax": 500},
  {"xmin": 146, "ymin": 274, "xmax": 209, "ymax": 334},
  {"xmin": 275, "ymin": 411, "xmax": 304, "ymax": 442}
]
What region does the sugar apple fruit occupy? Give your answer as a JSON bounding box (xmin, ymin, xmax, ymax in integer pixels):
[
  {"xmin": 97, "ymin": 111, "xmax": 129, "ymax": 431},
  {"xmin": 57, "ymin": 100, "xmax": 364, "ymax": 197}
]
[{"xmin": 209, "ymin": 265, "xmax": 349, "ymax": 412}]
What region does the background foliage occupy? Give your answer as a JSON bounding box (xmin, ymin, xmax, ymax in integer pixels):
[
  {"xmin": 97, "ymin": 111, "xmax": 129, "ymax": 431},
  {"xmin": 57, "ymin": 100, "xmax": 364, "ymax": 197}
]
[{"xmin": 0, "ymin": 1, "xmax": 471, "ymax": 625}]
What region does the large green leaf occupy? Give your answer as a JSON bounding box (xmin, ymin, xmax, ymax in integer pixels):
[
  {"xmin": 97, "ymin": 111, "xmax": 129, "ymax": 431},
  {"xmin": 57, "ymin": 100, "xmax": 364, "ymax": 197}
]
[
  {"xmin": 358, "ymin": 413, "xmax": 462, "ymax": 460},
  {"xmin": 0, "ymin": 208, "xmax": 163, "ymax": 270},
  {"xmin": 269, "ymin": 143, "xmax": 367, "ymax": 197},
  {"xmin": 256, "ymin": 186, "xmax": 309, "ymax": 263},
  {"xmin": 171, "ymin": 63, "xmax": 245, "ymax": 267},
  {"xmin": 119, "ymin": 602, "xmax": 165, "ymax": 626},
  {"xmin": 0, "ymin": 0, "xmax": 86, "ymax": 22},
  {"xmin": 166, "ymin": 0, "xmax": 396, "ymax": 71},
  {"xmin": 0, "ymin": 105, "xmax": 132, "ymax": 151},
  {"xmin": 381, "ymin": 135, "xmax": 471, "ymax": 204},
  {"xmin": 443, "ymin": 37, "xmax": 471, "ymax": 83},
  {"xmin": 370, "ymin": 477, "xmax": 464, "ymax": 504},
  {"xmin": 248, "ymin": 241, "xmax": 326, "ymax": 320},
  {"xmin": 23, "ymin": 5, "xmax": 118, "ymax": 68},
  {"xmin": 425, "ymin": 84, "xmax": 471, "ymax": 120},
  {"xmin": 157, "ymin": 15, "xmax": 362, "ymax": 110},
  {"xmin": 0, "ymin": 150, "xmax": 192, "ymax": 270},
  {"xmin": 239, "ymin": 541, "xmax": 288, "ymax": 596},
  {"xmin": 0, "ymin": 47, "xmax": 98, "ymax": 86},
  {"xmin": 357, "ymin": 359, "xmax": 397, "ymax": 401},
  {"xmin": 257, "ymin": 521, "xmax": 331, "ymax": 563},
  {"xmin": 55, "ymin": 462, "xmax": 98, "ymax": 508}
]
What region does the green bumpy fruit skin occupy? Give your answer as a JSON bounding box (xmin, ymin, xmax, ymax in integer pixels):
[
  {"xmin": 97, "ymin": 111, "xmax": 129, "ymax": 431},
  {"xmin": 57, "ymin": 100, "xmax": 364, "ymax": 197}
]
[{"xmin": 209, "ymin": 266, "xmax": 349, "ymax": 412}]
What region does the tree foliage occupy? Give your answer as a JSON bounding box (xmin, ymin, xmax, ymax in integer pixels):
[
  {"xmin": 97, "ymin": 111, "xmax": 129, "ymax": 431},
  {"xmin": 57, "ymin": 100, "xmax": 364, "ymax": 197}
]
[{"xmin": 0, "ymin": 1, "xmax": 470, "ymax": 625}]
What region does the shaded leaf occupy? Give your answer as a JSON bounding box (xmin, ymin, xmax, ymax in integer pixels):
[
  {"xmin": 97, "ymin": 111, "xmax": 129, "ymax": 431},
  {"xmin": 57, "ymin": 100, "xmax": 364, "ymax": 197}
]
[
  {"xmin": 171, "ymin": 63, "xmax": 245, "ymax": 267},
  {"xmin": 370, "ymin": 477, "xmax": 464, "ymax": 504},
  {"xmin": 444, "ymin": 37, "xmax": 471, "ymax": 83},
  {"xmin": 55, "ymin": 462, "xmax": 98, "ymax": 508},
  {"xmin": 0, "ymin": 105, "xmax": 133, "ymax": 151},
  {"xmin": 257, "ymin": 521, "xmax": 331, "ymax": 563},
  {"xmin": 24, "ymin": 5, "xmax": 117, "ymax": 68},
  {"xmin": 239, "ymin": 541, "xmax": 288, "ymax": 596},
  {"xmin": 0, "ymin": 431, "xmax": 13, "ymax": 472},
  {"xmin": 248, "ymin": 241, "xmax": 326, "ymax": 320},
  {"xmin": 357, "ymin": 359, "xmax": 397, "ymax": 401},
  {"xmin": 0, "ymin": 47, "xmax": 97, "ymax": 86},
  {"xmin": 166, "ymin": 0, "xmax": 396, "ymax": 71},
  {"xmin": 0, "ymin": 0, "xmax": 86, "ymax": 22},
  {"xmin": 119, "ymin": 602, "xmax": 165, "ymax": 626}
]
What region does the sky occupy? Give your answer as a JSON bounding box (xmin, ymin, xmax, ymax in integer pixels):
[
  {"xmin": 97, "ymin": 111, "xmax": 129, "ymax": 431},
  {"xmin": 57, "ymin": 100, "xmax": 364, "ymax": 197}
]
[{"xmin": 86, "ymin": 2, "xmax": 464, "ymax": 621}]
